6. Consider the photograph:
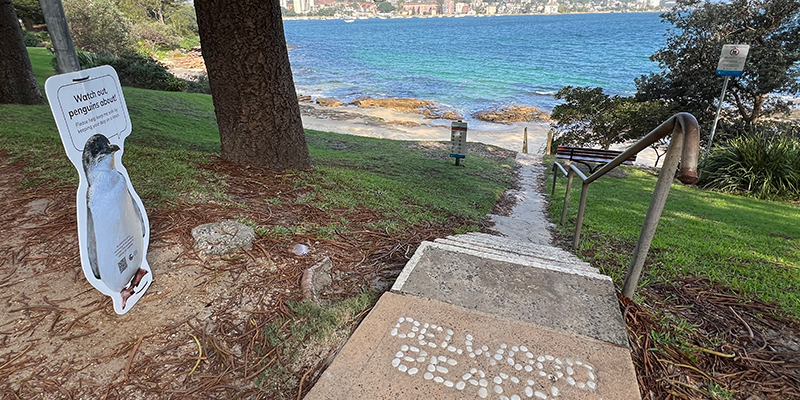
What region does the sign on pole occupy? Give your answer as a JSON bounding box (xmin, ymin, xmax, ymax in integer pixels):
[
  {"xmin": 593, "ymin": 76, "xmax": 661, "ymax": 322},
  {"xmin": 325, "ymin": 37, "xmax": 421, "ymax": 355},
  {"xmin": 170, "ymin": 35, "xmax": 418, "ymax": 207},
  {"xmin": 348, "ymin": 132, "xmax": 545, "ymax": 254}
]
[
  {"xmin": 707, "ymin": 44, "xmax": 750, "ymax": 159},
  {"xmin": 716, "ymin": 44, "xmax": 750, "ymax": 77},
  {"xmin": 45, "ymin": 65, "xmax": 153, "ymax": 315},
  {"xmin": 450, "ymin": 121, "xmax": 467, "ymax": 166}
]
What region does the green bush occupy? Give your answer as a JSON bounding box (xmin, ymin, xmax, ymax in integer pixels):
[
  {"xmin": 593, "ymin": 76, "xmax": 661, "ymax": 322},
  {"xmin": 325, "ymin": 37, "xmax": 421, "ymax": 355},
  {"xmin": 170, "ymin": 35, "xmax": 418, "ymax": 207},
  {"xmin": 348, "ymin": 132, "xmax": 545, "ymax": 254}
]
[
  {"xmin": 184, "ymin": 73, "xmax": 211, "ymax": 94},
  {"xmin": 699, "ymin": 132, "xmax": 800, "ymax": 200},
  {"xmin": 63, "ymin": 0, "xmax": 136, "ymax": 56},
  {"xmin": 23, "ymin": 30, "xmax": 39, "ymax": 47},
  {"xmin": 56, "ymin": 51, "xmax": 187, "ymax": 92}
]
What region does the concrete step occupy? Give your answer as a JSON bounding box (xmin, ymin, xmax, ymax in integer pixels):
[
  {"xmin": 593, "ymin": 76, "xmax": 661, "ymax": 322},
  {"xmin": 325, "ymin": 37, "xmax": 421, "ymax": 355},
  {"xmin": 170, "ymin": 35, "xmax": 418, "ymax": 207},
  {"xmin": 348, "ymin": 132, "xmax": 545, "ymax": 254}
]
[
  {"xmin": 305, "ymin": 292, "xmax": 641, "ymax": 400},
  {"xmin": 391, "ymin": 241, "xmax": 628, "ymax": 347},
  {"xmin": 437, "ymin": 233, "xmax": 599, "ymax": 274}
]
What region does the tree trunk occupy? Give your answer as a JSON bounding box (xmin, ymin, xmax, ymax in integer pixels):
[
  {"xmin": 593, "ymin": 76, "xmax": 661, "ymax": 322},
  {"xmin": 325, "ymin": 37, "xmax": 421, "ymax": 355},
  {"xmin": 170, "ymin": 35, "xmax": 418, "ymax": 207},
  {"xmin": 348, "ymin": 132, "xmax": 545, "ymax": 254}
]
[
  {"xmin": 0, "ymin": 0, "xmax": 44, "ymax": 105},
  {"xmin": 22, "ymin": 17, "xmax": 34, "ymax": 31},
  {"xmin": 39, "ymin": 0, "xmax": 79, "ymax": 73},
  {"xmin": 194, "ymin": 0, "xmax": 311, "ymax": 170}
]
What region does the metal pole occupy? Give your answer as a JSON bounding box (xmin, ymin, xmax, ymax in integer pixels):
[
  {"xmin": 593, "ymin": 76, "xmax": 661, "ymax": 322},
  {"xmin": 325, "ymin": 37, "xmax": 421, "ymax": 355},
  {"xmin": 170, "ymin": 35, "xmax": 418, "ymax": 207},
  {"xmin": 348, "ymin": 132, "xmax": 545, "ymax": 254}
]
[
  {"xmin": 705, "ymin": 75, "xmax": 729, "ymax": 160},
  {"xmin": 572, "ymin": 182, "xmax": 589, "ymax": 249},
  {"xmin": 551, "ymin": 164, "xmax": 558, "ymax": 196},
  {"xmin": 560, "ymin": 169, "xmax": 574, "ymax": 225},
  {"xmin": 39, "ymin": 0, "xmax": 80, "ymax": 73},
  {"xmin": 622, "ymin": 127, "xmax": 685, "ymax": 298},
  {"xmin": 545, "ymin": 130, "xmax": 553, "ymax": 155}
]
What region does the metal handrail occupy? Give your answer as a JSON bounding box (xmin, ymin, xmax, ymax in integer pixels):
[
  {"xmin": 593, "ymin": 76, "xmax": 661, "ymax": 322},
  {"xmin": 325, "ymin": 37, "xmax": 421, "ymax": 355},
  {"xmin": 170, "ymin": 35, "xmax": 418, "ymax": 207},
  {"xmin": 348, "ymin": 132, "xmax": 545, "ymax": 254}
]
[{"xmin": 551, "ymin": 112, "xmax": 700, "ymax": 298}]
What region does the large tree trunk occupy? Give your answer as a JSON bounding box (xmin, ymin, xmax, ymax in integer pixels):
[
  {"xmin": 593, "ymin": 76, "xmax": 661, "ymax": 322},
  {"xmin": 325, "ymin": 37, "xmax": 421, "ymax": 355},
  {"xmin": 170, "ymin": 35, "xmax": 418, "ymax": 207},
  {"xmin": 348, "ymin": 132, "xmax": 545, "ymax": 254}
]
[
  {"xmin": 0, "ymin": 0, "xmax": 44, "ymax": 105},
  {"xmin": 194, "ymin": 0, "xmax": 311, "ymax": 170}
]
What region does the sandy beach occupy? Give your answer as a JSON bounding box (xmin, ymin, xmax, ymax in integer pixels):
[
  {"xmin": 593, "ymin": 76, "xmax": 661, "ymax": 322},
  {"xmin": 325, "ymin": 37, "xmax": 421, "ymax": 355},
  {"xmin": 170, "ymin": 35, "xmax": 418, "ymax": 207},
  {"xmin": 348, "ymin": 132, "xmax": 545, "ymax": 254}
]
[
  {"xmin": 301, "ymin": 100, "xmax": 546, "ymax": 151},
  {"xmin": 298, "ymin": 100, "xmax": 665, "ymax": 167}
]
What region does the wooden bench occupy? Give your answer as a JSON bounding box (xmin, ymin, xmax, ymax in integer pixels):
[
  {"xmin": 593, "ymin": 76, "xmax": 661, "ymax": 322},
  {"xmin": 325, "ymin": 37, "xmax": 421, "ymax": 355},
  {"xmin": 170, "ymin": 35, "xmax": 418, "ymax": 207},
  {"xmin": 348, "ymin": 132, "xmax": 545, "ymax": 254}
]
[{"xmin": 555, "ymin": 146, "xmax": 637, "ymax": 173}]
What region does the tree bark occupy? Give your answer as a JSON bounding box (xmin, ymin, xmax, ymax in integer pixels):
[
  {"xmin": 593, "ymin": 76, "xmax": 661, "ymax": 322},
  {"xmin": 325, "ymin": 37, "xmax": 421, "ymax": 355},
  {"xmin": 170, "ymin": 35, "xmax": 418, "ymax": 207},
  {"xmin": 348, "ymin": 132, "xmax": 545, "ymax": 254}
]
[
  {"xmin": 0, "ymin": 0, "xmax": 44, "ymax": 105},
  {"xmin": 22, "ymin": 16, "xmax": 34, "ymax": 30},
  {"xmin": 39, "ymin": 0, "xmax": 80, "ymax": 73},
  {"xmin": 194, "ymin": 0, "xmax": 311, "ymax": 170}
]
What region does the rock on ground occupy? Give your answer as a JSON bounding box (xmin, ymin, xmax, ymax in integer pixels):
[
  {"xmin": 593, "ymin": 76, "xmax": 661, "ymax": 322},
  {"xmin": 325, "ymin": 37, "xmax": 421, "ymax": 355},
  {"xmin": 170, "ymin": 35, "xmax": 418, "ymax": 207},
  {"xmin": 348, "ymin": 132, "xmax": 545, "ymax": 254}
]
[{"xmin": 191, "ymin": 220, "xmax": 255, "ymax": 256}]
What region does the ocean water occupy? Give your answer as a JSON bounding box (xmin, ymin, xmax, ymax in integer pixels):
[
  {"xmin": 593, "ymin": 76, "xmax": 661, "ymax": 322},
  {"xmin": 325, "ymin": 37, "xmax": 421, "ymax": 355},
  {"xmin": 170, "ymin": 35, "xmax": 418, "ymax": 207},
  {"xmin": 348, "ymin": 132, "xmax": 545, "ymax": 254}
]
[{"xmin": 284, "ymin": 13, "xmax": 666, "ymax": 120}]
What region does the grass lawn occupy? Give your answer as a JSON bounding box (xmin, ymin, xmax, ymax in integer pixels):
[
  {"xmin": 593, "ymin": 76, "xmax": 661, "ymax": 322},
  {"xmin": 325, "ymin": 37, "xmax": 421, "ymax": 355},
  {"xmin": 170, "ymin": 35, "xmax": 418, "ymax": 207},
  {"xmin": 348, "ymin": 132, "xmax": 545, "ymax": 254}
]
[
  {"xmin": 547, "ymin": 164, "xmax": 800, "ymax": 317},
  {"xmin": 0, "ymin": 48, "xmax": 516, "ymax": 399},
  {"xmin": 2, "ymin": 48, "xmax": 515, "ymax": 227}
]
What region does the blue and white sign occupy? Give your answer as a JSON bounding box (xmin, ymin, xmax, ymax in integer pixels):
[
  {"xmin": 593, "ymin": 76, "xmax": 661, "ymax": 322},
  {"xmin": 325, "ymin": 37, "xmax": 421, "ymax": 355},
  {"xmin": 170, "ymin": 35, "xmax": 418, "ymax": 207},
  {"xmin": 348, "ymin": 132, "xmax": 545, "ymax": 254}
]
[{"xmin": 716, "ymin": 44, "xmax": 750, "ymax": 77}]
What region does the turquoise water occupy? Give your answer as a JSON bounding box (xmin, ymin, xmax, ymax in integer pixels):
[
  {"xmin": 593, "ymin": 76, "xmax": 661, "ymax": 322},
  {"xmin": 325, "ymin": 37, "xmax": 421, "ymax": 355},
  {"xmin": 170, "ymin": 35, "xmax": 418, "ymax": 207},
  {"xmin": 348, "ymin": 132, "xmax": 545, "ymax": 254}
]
[{"xmin": 284, "ymin": 13, "xmax": 666, "ymax": 117}]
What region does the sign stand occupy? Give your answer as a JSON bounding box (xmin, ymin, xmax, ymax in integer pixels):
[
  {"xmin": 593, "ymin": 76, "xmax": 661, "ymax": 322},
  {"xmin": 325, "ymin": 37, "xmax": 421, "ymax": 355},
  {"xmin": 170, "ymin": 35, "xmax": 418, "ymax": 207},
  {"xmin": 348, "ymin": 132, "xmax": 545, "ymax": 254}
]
[
  {"xmin": 450, "ymin": 121, "xmax": 467, "ymax": 166},
  {"xmin": 707, "ymin": 44, "xmax": 750, "ymax": 159},
  {"xmin": 44, "ymin": 65, "xmax": 153, "ymax": 315}
]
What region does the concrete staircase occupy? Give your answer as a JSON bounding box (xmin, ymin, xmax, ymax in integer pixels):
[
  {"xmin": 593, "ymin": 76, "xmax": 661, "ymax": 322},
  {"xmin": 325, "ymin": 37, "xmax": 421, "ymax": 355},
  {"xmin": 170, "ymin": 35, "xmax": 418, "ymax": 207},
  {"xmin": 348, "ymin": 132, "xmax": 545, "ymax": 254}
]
[{"xmin": 305, "ymin": 233, "xmax": 641, "ymax": 400}]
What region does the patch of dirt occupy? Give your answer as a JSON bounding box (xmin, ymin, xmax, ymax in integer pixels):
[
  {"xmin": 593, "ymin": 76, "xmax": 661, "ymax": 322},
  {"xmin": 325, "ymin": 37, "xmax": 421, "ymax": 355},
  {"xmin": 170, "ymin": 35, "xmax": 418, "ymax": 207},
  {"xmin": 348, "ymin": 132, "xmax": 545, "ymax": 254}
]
[
  {"xmin": 0, "ymin": 154, "xmax": 461, "ymax": 399},
  {"xmin": 490, "ymin": 164, "xmax": 522, "ymax": 217},
  {"xmin": 161, "ymin": 49, "xmax": 206, "ymax": 72},
  {"xmin": 624, "ymin": 277, "xmax": 800, "ymax": 399}
]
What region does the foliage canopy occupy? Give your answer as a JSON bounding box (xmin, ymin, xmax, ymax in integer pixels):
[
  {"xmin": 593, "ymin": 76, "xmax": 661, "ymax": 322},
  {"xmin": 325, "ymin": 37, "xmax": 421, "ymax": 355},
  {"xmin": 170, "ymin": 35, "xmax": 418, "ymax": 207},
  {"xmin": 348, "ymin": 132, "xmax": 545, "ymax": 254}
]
[
  {"xmin": 550, "ymin": 86, "xmax": 670, "ymax": 149},
  {"xmin": 635, "ymin": 0, "xmax": 800, "ymax": 129}
]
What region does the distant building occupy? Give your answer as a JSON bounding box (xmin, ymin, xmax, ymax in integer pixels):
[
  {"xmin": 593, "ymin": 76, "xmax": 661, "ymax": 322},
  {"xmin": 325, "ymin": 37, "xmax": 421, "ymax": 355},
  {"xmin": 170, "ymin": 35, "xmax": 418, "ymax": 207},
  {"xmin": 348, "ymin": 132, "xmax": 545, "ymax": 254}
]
[
  {"xmin": 443, "ymin": 0, "xmax": 456, "ymax": 14},
  {"xmin": 294, "ymin": 0, "xmax": 314, "ymax": 13},
  {"xmin": 543, "ymin": 1, "xmax": 558, "ymax": 13},
  {"xmin": 359, "ymin": 2, "xmax": 377, "ymax": 13},
  {"xmin": 403, "ymin": 2, "xmax": 438, "ymax": 15},
  {"xmin": 281, "ymin": 0, "xmax": 289, "ymax": 9}
]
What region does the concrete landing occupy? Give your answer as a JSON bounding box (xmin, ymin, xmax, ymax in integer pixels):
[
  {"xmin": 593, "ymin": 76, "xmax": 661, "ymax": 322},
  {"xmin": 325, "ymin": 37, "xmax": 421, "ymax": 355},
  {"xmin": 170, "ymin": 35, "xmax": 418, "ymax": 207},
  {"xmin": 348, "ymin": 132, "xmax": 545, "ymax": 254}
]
[
  {"xmin": 392, "ymin": 241, "xmax": 627, "ymax": 347},
  {"xmin": 305, "ymin": 292, "xmax": 640, "ymax": 400}
]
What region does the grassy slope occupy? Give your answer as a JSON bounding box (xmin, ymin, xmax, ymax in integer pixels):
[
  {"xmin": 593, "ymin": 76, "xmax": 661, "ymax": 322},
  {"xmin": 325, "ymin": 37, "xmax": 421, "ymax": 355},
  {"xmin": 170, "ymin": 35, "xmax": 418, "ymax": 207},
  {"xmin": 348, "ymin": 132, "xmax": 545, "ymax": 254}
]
[
  {"xmin": 1, "ymin": 48, "xmax": 514, "ymax": 228},
  {"xmin": 549, "ymin": 166, "xmax": 800, "ymax": 317}
]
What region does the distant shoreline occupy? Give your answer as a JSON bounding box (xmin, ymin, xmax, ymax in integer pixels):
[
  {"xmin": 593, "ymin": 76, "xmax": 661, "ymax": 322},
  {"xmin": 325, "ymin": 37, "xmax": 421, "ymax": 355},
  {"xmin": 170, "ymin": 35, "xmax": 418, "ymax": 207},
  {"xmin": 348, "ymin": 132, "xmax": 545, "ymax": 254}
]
[{"xmin": 283, "ymin": 10, "xmax": 666, "ymax": 21}]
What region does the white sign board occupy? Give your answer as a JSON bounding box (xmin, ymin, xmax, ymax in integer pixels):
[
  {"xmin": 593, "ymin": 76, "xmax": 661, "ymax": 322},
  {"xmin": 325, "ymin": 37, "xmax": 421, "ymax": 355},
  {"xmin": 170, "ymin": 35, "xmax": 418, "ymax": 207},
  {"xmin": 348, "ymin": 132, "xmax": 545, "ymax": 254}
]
[
  {"xmin": 716, "ymin": 44, "xmax": 750, "ymax": 77},
  {"xmin": 450, "ymin": 121, "xmax": 467, "ymax": 158},
  {"xmin": 45, "ymin": 65, "xmax": 152, "ymax": 315}
]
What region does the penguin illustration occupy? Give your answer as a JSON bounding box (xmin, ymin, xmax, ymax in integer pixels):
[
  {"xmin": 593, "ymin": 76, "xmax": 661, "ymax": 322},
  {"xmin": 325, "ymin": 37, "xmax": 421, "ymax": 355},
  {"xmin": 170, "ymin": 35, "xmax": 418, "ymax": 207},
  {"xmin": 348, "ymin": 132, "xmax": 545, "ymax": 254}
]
[{"xmin": 82, "ymin": 134, "xmax": 148, "ymax": 309}]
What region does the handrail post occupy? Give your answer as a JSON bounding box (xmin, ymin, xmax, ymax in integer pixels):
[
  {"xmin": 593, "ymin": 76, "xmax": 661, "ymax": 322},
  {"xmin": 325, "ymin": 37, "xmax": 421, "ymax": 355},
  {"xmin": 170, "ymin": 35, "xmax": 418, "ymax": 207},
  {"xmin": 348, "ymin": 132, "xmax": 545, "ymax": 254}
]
[
  {"xmin": 621, "ymin": 124, "xmax": 691, "ymax": 297},
  {"xmin": 572, "ymin": 181, "xmax": 589, "ymax": 249},
  {"xmin": 560, "ymin": 168, "xmax": 574, "ymax": 225}
]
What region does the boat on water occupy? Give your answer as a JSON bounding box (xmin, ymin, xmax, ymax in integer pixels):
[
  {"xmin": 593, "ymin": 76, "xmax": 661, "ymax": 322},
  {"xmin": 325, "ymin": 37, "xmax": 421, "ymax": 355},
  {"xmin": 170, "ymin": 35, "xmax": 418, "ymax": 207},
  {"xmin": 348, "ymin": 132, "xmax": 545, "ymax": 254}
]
[{"xmin": 344, "ymin": 18, "xmax": 355, "ymax": 22}]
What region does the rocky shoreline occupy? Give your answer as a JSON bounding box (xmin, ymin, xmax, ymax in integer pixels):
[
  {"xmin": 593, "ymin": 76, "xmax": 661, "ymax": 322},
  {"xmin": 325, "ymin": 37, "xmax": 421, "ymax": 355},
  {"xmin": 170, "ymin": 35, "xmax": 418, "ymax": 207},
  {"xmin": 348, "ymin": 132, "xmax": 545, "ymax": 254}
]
[
  {"xmin": 311, "ymin": 95, "xmax": 551, "ymax": 124},
  {"xmin": 160, "ymin": 51, "xmax": 553, "ymax": 126}
]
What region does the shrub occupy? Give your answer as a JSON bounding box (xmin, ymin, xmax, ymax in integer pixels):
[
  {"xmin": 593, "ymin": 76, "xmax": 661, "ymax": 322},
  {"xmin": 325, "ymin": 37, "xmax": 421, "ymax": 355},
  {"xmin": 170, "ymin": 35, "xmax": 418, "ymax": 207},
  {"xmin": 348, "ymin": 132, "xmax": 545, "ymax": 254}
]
[
  {"xmin": 62, "ymin": 51, "xmax": 186, "ymax": 92},
  {"xmin": 34, "ymin": 31, "xmax": 51, "ymax": 45},
  {"xmin": 184, "ymin": 73, "xmax": 211, "ymax": 94},
  {"xmin": 699, "ymin": 132, "xmax": 800, "ymax": 200},
  {"xmin": 63, "ymin": 0, "xmax": 136, "ymax": 56},
  {"xmin": 22, "ymin": 30, "xmax": 39, "ymax": 47}
]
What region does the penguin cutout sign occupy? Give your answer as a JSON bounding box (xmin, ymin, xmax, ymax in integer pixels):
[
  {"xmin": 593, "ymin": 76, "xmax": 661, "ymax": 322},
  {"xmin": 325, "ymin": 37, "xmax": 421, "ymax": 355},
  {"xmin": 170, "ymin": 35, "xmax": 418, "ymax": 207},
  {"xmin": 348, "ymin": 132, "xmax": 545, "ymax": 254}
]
[{"xmin": 45, "ymin": 65, "xmax": 152, "ymax": 315}]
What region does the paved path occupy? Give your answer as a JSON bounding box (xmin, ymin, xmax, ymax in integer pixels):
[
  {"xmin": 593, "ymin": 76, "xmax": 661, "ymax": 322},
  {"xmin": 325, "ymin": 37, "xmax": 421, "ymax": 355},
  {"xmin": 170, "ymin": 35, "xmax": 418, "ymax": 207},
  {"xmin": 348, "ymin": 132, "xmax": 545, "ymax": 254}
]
[
  {"xmin": 489, "ymin": 153, "xmax": 553, "ymax": 246},
  {"xmin": 305, "ymin": 155, "xmax": 641, "ymax": 399}
]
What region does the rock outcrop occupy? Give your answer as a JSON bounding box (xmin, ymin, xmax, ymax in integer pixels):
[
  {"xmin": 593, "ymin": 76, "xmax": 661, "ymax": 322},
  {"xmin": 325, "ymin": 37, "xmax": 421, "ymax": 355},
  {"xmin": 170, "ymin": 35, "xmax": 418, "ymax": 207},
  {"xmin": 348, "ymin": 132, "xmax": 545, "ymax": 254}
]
[{"xmin": 473, "ymin": 105, "xmax": 550, "ymax": 124}]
